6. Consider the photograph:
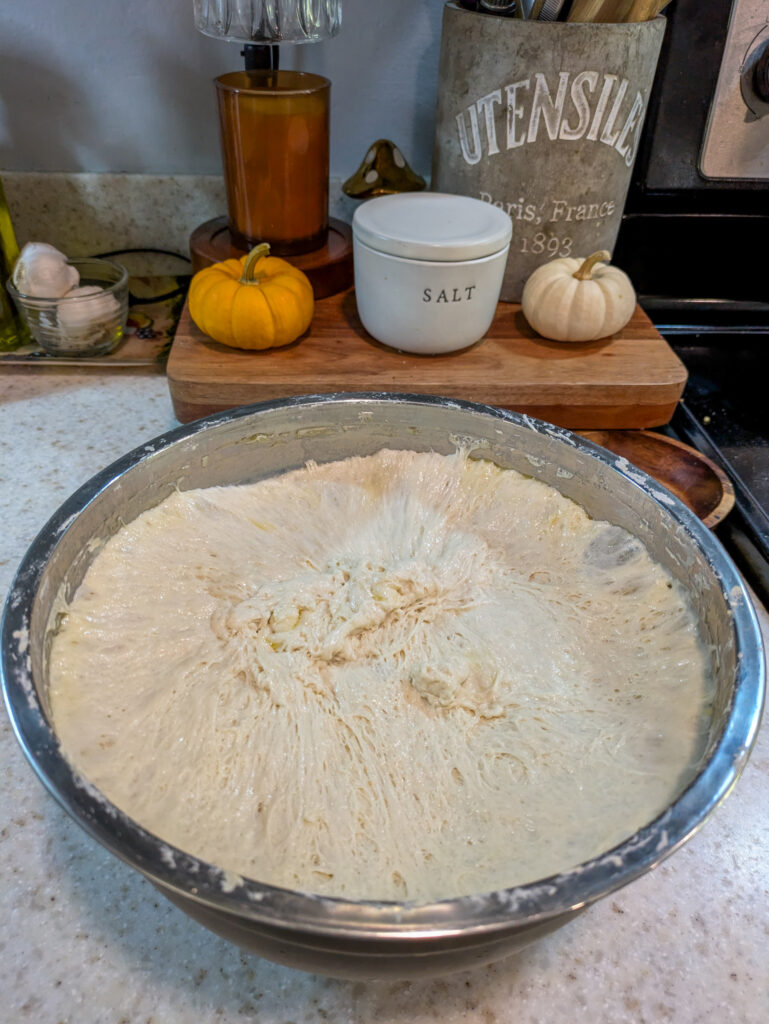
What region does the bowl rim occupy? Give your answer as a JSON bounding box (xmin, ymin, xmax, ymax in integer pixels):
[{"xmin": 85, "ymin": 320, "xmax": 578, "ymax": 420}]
[{"xmin": 1, "ymin": 393, "xmax": 765, "ymax": 941}]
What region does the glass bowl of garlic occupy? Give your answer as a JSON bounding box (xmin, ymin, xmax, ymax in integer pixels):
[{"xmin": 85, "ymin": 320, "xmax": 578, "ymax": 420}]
[{"xmin": 7, "ymin": 244, "xmax": 128, "ymax": 357}]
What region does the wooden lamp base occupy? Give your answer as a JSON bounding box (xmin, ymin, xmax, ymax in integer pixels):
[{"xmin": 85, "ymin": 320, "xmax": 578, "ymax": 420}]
[{"xmin": 189, "ymin": 217, "xmax": 354, "ymax": 299}]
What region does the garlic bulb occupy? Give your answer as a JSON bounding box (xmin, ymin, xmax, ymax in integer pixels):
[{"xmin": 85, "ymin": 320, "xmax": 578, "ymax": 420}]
[
  {"xmin": 11, "ymin": 242, "xmax": 80, "ymax": 298},
  {"xmin": 57, "ymin": 285, "xmax": 120, "ymax": 344}
]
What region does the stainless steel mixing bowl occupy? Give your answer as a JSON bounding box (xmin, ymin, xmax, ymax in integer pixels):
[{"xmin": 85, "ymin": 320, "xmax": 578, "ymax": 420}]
[{"xmin": 2, "ymin": 394, "xmax": 765, "ymax": 979}]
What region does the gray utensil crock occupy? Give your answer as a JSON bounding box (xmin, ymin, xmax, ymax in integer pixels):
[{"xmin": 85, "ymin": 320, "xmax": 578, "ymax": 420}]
[{"xmin": 432, "ymin": 4, "xmax": 666, "ymax": 300}]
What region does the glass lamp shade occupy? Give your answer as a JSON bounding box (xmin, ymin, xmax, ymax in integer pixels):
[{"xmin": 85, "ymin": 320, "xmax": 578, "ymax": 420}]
[{"xmin": 194, "ymin": 0, "xmax": 342, "ymax": 44}]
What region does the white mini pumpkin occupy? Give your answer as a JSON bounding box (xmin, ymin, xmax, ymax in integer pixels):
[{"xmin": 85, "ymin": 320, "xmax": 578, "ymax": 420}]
[{"xmin": 521, "ymin": 250, "xmax": 636, "ymax": 343}]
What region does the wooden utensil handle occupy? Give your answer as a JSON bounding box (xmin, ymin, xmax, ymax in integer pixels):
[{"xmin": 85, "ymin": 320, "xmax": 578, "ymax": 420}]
[
  {"xmin": 567, "ymin": 0, "xmax": 606, "ymax": 20},
  {"xmin": 568, "ymin": 0, "xmax": 634, "ymax": 20},
  {"xmin": 621, "ymin": 0, "xmax": 670, "ymax": 21}
]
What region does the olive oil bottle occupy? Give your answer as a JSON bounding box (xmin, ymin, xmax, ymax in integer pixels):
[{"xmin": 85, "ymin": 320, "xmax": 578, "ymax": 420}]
[{"xmin": 0, "ymin": 175, "xmax": 28, "ymax": 351}]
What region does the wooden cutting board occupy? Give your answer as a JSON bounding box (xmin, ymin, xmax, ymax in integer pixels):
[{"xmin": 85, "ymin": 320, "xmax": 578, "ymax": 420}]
[{"xmin": 167, "ymin": 290, "xmax": 687, "ymax": 427}]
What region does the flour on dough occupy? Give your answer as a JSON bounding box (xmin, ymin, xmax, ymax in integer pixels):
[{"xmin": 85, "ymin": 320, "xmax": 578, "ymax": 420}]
[{"xmin": 50, "ymin": 450, "xmax": 712, "ymax": 902}]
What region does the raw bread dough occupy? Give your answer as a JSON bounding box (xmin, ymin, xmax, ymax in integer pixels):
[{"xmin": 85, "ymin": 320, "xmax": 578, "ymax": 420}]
[{"xmin": 50, "ymin": 450, "xmax": 712, "ymax": 902}]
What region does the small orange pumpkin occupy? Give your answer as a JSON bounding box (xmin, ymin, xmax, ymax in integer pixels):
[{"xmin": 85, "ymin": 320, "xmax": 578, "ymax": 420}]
[{"xmin": 188, "ymin": 243, "xmax": 314, "ymax": 350}]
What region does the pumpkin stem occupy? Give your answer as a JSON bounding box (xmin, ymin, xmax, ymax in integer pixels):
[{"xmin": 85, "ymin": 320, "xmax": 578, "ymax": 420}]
[
  {"xmin": 241, "ymin": 243, "xmax": 271, "ymax": 284},
  {"xmin": 573, "ymin": 250, "xmax": 611, "ymax": 281}
]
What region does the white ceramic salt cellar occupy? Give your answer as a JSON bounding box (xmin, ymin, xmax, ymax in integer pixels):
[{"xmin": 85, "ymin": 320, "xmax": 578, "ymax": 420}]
[{"xmin": 352, "ymin": 193, "xmax": 512, "ymax": 354}]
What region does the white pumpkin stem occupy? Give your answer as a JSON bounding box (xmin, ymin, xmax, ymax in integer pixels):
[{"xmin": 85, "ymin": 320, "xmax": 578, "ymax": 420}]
[
  {"xmin": 573, "ymin": 250, "xmax": 611, "ymax": 281},
  {"xmin": 241, "ymin": 243, "xmax": 271, "ymax": 284}
]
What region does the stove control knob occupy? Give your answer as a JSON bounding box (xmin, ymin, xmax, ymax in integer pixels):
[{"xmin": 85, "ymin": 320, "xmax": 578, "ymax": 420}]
[{"xmin": 753, "ymin": 41, "xmax": 769, "ymax": 104}]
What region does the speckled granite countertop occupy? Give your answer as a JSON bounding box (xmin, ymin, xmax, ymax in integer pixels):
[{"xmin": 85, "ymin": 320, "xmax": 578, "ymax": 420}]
[{"xmin": 1, "ymin": 369, "xmax": 767, "ymax": 1024}]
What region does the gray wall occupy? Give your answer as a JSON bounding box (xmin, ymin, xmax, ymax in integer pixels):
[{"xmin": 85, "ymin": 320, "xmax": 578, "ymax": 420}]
[{"xmin": 0, "ymin": 0, "xmax": 444, "ymax": 181}]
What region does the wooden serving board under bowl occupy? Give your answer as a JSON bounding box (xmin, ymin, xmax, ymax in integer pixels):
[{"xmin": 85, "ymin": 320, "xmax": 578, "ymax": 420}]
[{"xmin": 167, "ymin": 290, "xmax": 687, "ymax": 428}]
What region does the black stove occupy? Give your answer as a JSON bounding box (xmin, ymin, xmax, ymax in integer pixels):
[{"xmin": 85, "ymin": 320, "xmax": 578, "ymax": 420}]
[
  {"xmin": 641, "ymin": 323, "xmax": 769, "ymax": 608},
  {"xmin": 607, "ymin": 0, "xmax": 769, "ymax": 606},
  {"xmin": 613, "ymin": 222, "xmax": 769, "ymax": 606},
  {"xmin": 666, "ymin": 333, "xmax": 769, "ymax": 609},
  {"xmin": 670, "ymin": 335, "xmax": 769, "ymax": 513}
]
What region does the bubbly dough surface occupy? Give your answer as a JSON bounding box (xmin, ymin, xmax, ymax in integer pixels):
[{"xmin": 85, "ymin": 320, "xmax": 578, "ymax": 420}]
[{"xmin": 50, "ymin": 450, "xmax": 712, "ymax": 902}]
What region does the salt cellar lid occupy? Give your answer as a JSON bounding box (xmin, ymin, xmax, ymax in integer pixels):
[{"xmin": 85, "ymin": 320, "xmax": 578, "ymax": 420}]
[{"xmin": 352, "ymin": 192, "xmax": 513, "ymax": 263}]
